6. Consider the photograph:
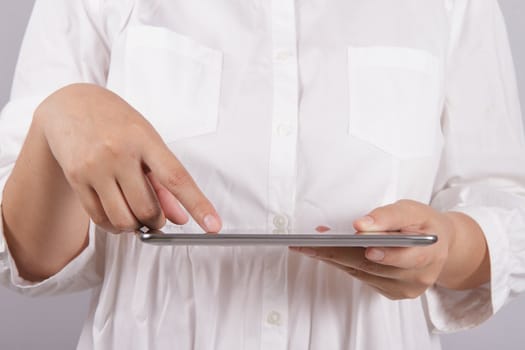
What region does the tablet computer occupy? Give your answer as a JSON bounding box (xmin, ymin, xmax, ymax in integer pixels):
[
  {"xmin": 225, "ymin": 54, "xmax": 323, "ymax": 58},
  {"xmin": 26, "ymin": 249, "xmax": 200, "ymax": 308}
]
[{"xmin": 136, "ymin": 229, "xmax": 438, "ymax": 247}]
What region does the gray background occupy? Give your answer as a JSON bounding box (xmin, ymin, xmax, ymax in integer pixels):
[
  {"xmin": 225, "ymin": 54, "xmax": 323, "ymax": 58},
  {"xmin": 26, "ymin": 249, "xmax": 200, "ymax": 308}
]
[{"xmin": 0, "ymin": 1, "xmax": 524, "ymax": 349}]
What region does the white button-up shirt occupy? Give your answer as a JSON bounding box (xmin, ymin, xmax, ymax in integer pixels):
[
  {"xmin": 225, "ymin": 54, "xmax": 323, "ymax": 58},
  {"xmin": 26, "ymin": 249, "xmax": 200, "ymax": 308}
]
[{"xmin": 1, "ymin": 0, "xmax": 525, "ymax": 349}]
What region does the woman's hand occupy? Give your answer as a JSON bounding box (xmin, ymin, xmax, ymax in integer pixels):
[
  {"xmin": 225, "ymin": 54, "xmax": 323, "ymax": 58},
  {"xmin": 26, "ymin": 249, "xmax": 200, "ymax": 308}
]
[
  {"xmin": 3, "ymin": 83, "xmax": 222, "ymax": 280},
  {"xmin": 36, "ymin": 83, "xmax": 222, "ymax": 234},
  {"xmin": 290, "ymin": 200, "xmax": 490, "ymax": 300}
]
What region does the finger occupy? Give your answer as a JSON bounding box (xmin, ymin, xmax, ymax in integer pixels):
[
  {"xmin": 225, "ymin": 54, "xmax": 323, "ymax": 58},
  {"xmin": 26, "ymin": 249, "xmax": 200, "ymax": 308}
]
[
  {"xmin": 292, "ymin": 248, "xmax": 430, "ymax": 299},
  {"xmin": 291, "ymin": 247, "xmax": 402, "ymax": 279},
  {"xmin": 320, "ymin": 259, "xmax": 408, "ymax": 295},
  {"xmin": 363, "ymin": 246, "xmax": 432, "ymax": 270},
  {"xmin": 144, "ymin": 146, "xmax": 222, "ymax": 233},
  {"xmin": 147, "ymin": 171, "xmax": 189, "ymax": 225},
  {"xmin": 93, "ymin": 180, "xmax": 140, "ymax": 233},
  {"xmin": 76, "ymin": 185, "xmax": 112, "ymax": 231},
  {"xmin": 353, "ymin": 199, "xmax": 430, "ymax": 232},
  {"xmin": 116, "ymin": 164, "xmax": 166, "ymax": 230}
]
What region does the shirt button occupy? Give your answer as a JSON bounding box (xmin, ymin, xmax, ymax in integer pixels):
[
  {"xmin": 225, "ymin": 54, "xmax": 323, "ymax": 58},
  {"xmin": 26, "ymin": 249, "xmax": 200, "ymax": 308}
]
[
  {"xmin": 273, "ymin": 214, "xmax": 288, "ymax": 229},
  {"xmin": 266, "ymin": 311, "xmax": 282, "ymax": 326},
  {"xmin": 274, "ymin": 50, "xmax": 293, "ymax": 62},
  {"xmin": 276, "ymin": 123, "xmax": 293, "ymax": 137}
]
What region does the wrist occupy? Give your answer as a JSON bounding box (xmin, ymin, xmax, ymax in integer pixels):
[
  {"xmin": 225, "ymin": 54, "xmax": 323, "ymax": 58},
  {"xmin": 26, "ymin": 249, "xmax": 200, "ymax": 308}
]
[{"xmin": 436, "ymin": 211, "xmax": 490, "ymax": 290}]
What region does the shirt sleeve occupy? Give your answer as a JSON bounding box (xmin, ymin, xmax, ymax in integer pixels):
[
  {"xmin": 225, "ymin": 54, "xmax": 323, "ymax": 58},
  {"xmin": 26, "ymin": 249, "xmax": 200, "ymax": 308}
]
[
  {"xmin": 425, "ymin": 0, "xmax": 525, "ymax": 333},
  {"xmin": 0, "ymin": 0, "xmax": 110, "ymax": 296}
]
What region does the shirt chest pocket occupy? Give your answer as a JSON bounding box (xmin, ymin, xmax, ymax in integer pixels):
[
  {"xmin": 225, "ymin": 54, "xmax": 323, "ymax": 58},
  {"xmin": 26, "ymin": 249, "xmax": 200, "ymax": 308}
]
[
  {"xmin": 347, "ymin": 47, "xmax": 443, "ymax": 158},
  {"xmin": 121, "ymin": 25, "xmax": 223, "ymax": 144}
]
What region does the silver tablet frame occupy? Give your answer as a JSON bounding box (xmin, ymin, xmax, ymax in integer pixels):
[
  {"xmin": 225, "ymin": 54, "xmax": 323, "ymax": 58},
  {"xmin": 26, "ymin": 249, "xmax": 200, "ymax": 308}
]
[{"xmin": 136, "ymin": 230, "xmax": 438, "ymax": 247}]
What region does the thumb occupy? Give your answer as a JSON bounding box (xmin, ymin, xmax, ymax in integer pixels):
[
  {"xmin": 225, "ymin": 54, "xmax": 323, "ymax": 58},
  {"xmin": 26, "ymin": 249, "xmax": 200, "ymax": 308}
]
[{"xmin": 353, "ymin": 200, "xmax": 428, "ymax": 232}]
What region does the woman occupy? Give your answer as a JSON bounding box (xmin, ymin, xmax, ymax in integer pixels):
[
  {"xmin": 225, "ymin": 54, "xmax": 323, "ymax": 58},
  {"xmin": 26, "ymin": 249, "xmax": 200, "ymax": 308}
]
[{"xmin": 1, "ymin": 0, "xmax": 524, "ymax": 349}]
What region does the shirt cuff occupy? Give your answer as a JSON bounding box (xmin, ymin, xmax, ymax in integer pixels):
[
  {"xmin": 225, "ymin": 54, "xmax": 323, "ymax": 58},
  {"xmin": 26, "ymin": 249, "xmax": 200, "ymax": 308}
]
[
  {"xmin": 425, "ymin": 206, "xmax": 509, "ymax": 333},
  {"xmin": 0, "ymin": 205, "xmax": 98, "ymax": 296}
]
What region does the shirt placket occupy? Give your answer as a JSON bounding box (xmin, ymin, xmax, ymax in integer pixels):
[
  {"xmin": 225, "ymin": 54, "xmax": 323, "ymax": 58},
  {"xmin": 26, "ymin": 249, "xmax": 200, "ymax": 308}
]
[{"xmin": 261, "ymin": 0, "xmax": 298, "ymax": 349}]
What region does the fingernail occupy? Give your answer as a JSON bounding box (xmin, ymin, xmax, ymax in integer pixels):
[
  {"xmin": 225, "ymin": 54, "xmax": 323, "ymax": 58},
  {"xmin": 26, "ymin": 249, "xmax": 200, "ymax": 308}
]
[
  {"xmin": 357, "ymin": 215, "xmax": 375, "ymax": 228},
  {"xmin": 367, "ymin": 248, "xmax": 385, "ymax": 262},
  {"xmin": 203, "ymin": 214, "xmax": 221, "ymax": 233}
]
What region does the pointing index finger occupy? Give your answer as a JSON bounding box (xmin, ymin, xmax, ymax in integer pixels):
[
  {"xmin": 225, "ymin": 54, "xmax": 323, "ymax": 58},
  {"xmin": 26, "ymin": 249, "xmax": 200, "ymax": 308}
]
[{"xmin": 144, "ymin": 143, "xmax": 222, "ymax": 233}]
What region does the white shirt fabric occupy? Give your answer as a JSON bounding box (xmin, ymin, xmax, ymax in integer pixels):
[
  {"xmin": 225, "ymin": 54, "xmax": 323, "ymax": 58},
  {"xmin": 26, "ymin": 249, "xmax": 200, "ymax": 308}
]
[{"xmin": 1, "ymin": 0, "xmax": 525, "ymax": 349}]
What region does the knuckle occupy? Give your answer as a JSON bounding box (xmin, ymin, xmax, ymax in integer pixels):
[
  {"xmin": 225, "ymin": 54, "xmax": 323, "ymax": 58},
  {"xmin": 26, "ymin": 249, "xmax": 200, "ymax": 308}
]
[
  {"xmin": 101, "ymin": 139, "xmax": 125, "ymax": 158},
  {"xmin": 89, "ymin": 137, "xmax": 130, "ymax": 162},
  {"xmin": 149, "ymin": 216, "xmax": 167, "ymax": 230},
  {"xmin": 137, "ymin": 205, "xmax": 162, "ymax": 223},
  {"xmin": 127, "ymin": 117, "xmax": 145, "ymax": 132},
  {"xmin": 112, "ymin": 218, "xmax": 138, "ymax": 232},
  {"xmin": 66, "ymin": 156, "xmax": 99, "ymax": 183},
  {"xmin": 129, "ymin": 117, "xmax": 153, "ymax": 139}
]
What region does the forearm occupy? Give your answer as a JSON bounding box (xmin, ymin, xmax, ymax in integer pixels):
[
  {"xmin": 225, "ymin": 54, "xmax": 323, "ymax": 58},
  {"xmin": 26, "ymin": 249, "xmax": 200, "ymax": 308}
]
[
  {"xmin": 437, "ymin": 211, "xmax": 490, "ymax": 290},
  {"xmin": 2, "ymin": 111, "xmax": 89, "ymax": 282}
]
